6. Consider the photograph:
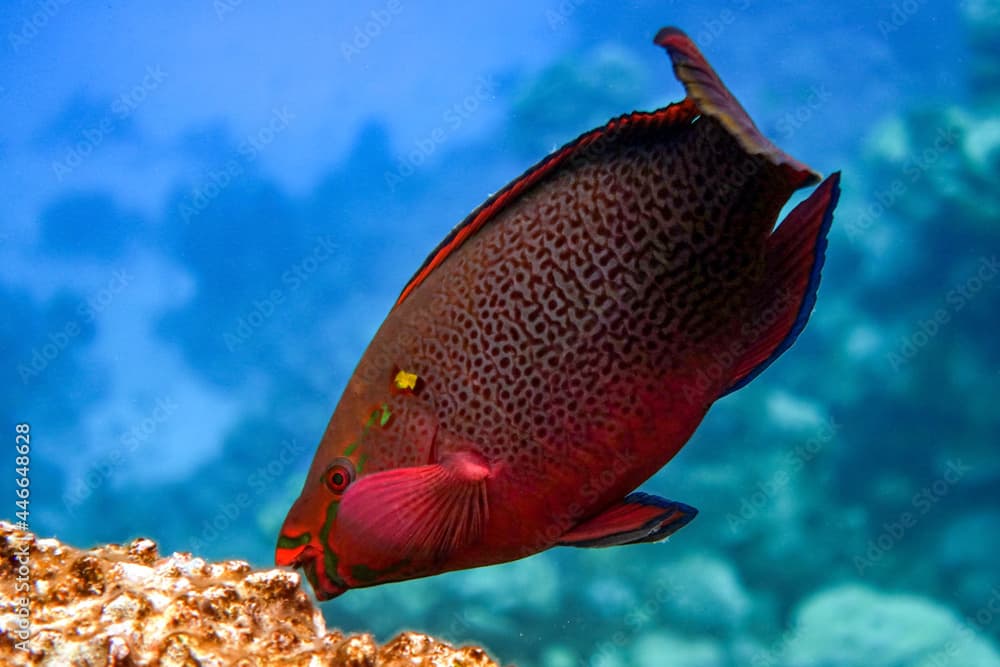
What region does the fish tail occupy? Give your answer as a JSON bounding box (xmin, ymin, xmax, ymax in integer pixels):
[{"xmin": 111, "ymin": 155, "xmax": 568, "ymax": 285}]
[{"xmin": 722, "ymin": 172, "xmax": 841, "ymax": 394}]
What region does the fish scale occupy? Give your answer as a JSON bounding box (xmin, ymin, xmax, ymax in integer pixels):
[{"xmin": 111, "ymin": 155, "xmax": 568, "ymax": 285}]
[
  {"xmin": 276, "ymin": 26, "xmax": 840, "ymax": 599},
  {"xmin": 368, "ymin": 114, "xmax": 784, "ymax": 515}
]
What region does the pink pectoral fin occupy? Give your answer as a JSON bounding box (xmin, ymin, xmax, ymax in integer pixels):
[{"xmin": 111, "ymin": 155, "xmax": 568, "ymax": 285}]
[
  {"xmin": 558, "ymin": 493, "xmax": 698, "ymax": 548},
  {"xmin": 336, "ymin": 452, "xmax": 490, "ymax": 566}
]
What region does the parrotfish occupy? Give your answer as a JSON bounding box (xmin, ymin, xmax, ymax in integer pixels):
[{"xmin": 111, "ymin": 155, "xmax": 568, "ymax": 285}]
[{"xmin": 276, "ymin": 26, "xmax": 840, "ymax": 599}]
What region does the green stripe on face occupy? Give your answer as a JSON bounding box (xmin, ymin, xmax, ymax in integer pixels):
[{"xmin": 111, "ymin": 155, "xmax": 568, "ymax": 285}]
[
  {"xmin": 350, "ymin": 558, "xmax": 412, "ymax": 585},
  {"xmin": 277, "ymin": 532, "xmax": 312, "ymax": 550},
  {"xmin": 324, "ymin": 546, "xmax": 340, "ymax": 580},
  {"xmin": 317, "ymin": 500, "xmax": 348, "ymax": 592},
  {"xmin": 342, "ymin": 404, "xmax": 392, "ymax": 460},
  {"xmin": 350, "ymin": 564, "xmax": 378, "ymax": 583},
  {"xmin": 319, "ymin": 501, "xmax": 339, "ymax": 544}
]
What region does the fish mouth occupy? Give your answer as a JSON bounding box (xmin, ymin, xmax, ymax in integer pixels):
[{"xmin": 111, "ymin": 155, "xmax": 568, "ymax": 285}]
[
  {"xmin": 275, "ymin": 539, "xmax": 317, "ymax": 568},
  {"xmin": 275, "ymin": 541, "xmax": 349, "ymax": 600}
]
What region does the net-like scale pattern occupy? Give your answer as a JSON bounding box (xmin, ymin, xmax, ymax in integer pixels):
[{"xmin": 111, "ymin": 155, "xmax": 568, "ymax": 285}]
[{"xmin": 350, "ymin": 112, "xmax": 793, "ymax": 492}]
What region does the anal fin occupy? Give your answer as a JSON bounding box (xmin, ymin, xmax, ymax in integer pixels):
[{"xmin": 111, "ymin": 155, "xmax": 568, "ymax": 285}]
[{"xmin": 558, "ymin": 492, "xmax": 698, "ymax": 548}]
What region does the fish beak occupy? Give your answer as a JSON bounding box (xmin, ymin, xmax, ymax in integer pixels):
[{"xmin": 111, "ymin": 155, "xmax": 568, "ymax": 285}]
[
  {"xmin": 275, "ymin": 536, "xmax": 320, "ymax": 569},
  {"xmin": 274, "ymin": 547, "xmax": 298, "ymax": 567}
]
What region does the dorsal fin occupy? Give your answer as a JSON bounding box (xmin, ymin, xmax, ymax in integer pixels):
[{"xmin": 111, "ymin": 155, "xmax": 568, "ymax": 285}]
[
  {"xmin": 653, "ymin": 27, "xmax": 820, "ymax": 189},
  {"xmin": 392, "ymin": 99, "xmax": 699, "ymax": 309},
  {"xmin": 394, "ymin": 26, "xmax": 823, "ymax": 310}
]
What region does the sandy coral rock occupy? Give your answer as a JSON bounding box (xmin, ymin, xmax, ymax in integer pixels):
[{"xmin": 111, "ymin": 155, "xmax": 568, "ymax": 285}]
[{"xmin": 0, "ymin": 522, "xmax": 498, "ymax": 667}]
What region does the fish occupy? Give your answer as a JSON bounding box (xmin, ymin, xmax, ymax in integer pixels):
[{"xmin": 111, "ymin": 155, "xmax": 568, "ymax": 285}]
[{"xmin": 276, "ymin": 26, "xmax": 841, "ymax": 600}]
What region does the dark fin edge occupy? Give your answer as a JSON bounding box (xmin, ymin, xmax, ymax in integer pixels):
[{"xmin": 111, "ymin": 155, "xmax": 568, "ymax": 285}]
[
  {"xmin": 722, "ymin": 171, "xmax": 841, "ymax": 396},
  {"xmin": 394, "ymin": 27, "xmax": 824, "ymax": 311},
  {"xmin": 654, "ymin": 26, "xmax": 821, "ymax": 189},
  {"xmin": 392, "ymin": 99, "xmax": 699, "ymax": 309},
  {"xmin": 557, "ymin": 491, "xmax": 699, "ymax": 548}
]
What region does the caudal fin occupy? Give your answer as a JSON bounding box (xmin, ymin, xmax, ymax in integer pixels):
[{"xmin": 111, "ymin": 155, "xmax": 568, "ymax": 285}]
[{"xmin": 722, "ymin": 171, "xmax": 841, "ymax": 394}]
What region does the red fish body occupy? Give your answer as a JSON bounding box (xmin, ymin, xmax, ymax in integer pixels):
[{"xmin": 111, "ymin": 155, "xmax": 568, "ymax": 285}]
[{"xmin": 277, "ymin": 27, "xmax": 840, "ymax": 599}]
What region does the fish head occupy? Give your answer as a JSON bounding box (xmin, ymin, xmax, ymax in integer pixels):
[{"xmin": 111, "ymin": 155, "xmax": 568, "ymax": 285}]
[
  {"xmin": 276, "ymin": 450, "xmax": 433, "ymax": 599},
  {"xmin": 274, "ymin": 454, "xmax": 356, "ymax": 600},
  {"xmin": 275, "ymin": 400, "xmax": 422, "ymax": 599}
]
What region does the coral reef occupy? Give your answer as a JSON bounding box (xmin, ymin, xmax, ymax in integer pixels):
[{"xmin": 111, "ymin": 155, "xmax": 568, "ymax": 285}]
[
  {"xmin": 860, "ymin": 0, "xmax": 1000, "ymax": 237},
  {"xmin": 0, "ymin": 522, "xmax": 498, "ymax": 667},
  {"xmin": 781, "ymin": 585, "xmax": 1000, "ymax": 667},
  {"xmin": 964, "ymin": 0, "xmax": 1000, "ymax": 101},
  {"xmin": 861, "ymin": 104, "xmax": 1000, "ymax": 237}
]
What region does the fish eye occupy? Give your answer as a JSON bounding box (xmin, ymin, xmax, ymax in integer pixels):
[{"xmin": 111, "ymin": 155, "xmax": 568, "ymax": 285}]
[{"xmin": 323, "ymin": 458, "xmax": 355, "ymax": 495}]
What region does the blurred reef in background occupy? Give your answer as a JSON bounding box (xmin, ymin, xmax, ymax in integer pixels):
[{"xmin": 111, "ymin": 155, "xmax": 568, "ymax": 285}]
[{"xmin": 4, "ymin": 1, "xmax": 999, "ymax": 666}]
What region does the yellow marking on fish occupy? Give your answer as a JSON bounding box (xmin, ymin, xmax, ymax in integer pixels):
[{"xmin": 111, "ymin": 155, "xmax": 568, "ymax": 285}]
[{"xmin": 394, "ymin": 370, "xmax": 419, "ymax": 391}]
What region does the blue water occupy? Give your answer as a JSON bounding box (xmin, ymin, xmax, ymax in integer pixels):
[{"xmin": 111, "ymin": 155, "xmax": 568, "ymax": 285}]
[{"xmin": 3, "ymin": 2, "xmax": 998, "ymax": 665}]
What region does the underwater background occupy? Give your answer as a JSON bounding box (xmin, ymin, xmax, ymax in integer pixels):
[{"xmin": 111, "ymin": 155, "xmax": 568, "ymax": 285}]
[{"xmin": 3, "ymin": 1, "xmax": 999, "ymax": 665}]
